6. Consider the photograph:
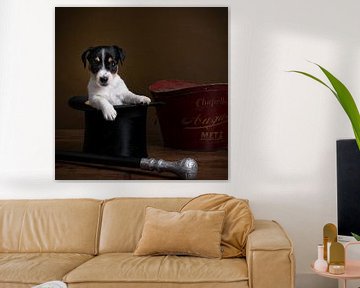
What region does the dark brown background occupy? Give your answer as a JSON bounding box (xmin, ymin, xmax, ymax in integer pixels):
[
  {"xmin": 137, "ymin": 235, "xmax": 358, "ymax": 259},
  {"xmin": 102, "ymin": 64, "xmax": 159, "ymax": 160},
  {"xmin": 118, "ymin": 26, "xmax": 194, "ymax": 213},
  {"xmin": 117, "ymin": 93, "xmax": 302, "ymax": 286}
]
[{"xmin": 55, "ymin": 7, "xmax": 228, "ymax": 132}]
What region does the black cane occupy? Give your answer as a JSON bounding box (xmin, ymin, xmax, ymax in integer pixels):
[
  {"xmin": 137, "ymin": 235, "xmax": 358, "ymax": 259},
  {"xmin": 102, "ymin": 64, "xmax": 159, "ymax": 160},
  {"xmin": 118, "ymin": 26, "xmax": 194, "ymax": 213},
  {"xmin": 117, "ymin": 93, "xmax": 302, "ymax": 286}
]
[{"xmin": 55, "ymin": 151, "xmax": 198, "ymax": 180}]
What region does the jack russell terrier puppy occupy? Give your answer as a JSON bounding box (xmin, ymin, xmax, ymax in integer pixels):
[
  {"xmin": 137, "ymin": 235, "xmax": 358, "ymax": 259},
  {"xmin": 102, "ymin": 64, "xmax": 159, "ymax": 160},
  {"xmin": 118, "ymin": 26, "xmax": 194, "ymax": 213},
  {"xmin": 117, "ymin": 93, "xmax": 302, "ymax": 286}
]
[{"xmin": 81, "ymin": 45, "xmax": 151, "ymax": 121}]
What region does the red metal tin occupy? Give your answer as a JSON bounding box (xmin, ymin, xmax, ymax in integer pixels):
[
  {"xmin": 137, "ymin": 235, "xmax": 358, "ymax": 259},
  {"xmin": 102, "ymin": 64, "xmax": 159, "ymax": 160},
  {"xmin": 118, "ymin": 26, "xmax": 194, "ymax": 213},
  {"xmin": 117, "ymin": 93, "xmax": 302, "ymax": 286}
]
[{"xmin": 149, "ymin": 80, "xmax": 228, "ymax": 151}]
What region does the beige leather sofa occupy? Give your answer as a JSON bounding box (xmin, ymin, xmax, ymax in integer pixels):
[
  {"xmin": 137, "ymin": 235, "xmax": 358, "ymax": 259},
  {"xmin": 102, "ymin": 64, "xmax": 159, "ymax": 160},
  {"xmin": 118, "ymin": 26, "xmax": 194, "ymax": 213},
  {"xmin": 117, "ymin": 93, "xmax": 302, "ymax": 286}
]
[{"xmin": 0, "ymin": 198, "xmax": 294, "ymax": 288}]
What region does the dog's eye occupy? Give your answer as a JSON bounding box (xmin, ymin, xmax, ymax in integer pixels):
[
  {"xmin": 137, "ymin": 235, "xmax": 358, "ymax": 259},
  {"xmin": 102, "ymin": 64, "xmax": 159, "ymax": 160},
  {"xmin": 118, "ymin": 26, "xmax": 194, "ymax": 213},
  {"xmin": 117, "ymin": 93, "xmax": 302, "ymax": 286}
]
[
  {"xmin": 95, "ymin": 57, "xmax": 100, "ymax": 63},
  {"xmin": 111, "ymin": 62, "xmax": 116, "ymax": 66}
]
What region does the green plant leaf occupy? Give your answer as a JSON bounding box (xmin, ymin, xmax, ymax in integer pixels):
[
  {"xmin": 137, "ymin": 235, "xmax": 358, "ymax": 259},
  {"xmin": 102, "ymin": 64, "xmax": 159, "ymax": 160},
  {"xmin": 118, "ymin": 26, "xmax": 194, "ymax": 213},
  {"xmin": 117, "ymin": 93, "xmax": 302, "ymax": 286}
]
[
  {"xmin": 353, "ymin": 127, "xmax": 360, "ymax": 150},
  {"xmin": 316, "ymin": 64, "xmax": 360, "ymax": 150},
  {"xmin": 288, "ymin": 70, "xmax": 337, "ymax": 99},
  {"xmin": 289, "ymin": 64, "xmax": 360, "ymax": 151},
  {"xmin": 351, "ymin": 232, "xmax": 360, "ymax": 241}
]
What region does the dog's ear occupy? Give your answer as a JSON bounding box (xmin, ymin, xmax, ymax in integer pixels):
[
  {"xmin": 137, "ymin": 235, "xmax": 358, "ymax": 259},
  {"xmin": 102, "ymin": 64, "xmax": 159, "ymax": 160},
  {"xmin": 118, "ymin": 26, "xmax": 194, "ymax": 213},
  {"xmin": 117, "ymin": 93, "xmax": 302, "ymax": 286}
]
[
  {"xmin": 113, "ymin": 46, "xmax": 125, "ymax": 65},
  {"xmin": 81, "ymin": 47, "xmax": 93, "ymax": 68}
]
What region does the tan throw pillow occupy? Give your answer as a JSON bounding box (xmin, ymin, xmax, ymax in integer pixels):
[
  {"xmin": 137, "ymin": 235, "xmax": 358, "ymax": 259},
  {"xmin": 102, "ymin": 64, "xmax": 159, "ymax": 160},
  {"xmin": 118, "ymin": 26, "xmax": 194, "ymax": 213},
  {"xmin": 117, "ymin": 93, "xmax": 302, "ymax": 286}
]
[
  {"xmin": 181, "ymin": 194, "xmax": 254, "ymax": 258},
  {"xmin": 134, "ymin": 207, "xmax": 225, "ymax": 258}
]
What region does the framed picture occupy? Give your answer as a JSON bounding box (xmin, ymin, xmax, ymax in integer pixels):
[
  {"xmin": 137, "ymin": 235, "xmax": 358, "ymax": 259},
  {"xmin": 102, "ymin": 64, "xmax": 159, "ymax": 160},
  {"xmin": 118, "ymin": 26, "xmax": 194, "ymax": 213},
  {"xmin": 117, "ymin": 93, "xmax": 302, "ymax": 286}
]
[{"xmin": 55, "ymin": 7, "xmax": 228, "ymax": 180}]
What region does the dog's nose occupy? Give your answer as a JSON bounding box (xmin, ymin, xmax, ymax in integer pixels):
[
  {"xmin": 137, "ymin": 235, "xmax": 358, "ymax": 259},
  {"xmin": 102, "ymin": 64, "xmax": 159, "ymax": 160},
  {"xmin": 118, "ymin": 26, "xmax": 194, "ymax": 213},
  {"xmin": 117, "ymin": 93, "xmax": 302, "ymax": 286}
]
[{"xmin": 100, "ymin": 76, "xmax": 108, "ymax": 84}]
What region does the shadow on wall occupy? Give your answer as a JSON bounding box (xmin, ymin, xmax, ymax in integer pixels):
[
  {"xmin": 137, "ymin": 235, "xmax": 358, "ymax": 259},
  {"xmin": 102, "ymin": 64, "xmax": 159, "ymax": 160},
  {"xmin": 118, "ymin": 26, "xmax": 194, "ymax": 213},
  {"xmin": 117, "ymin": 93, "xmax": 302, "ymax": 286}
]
[{"xmin": 55, "ymin": 7, "xmax": 228, "ymax": 130}]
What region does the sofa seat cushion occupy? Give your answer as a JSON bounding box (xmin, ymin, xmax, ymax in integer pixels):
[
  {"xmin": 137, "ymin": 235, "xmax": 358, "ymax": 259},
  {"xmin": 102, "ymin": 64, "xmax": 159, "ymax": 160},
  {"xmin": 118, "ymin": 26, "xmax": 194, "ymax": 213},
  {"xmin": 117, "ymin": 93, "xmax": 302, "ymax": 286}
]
[
  {"xmin": 64, "ymin": 253, "xmax": 248, "ymax": 285},
  {"xmin": 0, "ymin": 253, "xmax": 93, "ymax": 285}
]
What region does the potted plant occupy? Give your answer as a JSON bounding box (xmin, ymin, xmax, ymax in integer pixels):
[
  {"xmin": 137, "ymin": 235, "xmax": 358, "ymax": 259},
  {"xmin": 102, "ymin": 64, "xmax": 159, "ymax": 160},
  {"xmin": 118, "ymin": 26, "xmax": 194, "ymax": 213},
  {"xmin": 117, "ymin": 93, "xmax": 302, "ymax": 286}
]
[
  {"xmin": 290, "ymin": 63, "xmax": 360, "ymax": 150},
  {"xmin": 290, "ymin": 63, "xmax": 360, "ymax": 241}
]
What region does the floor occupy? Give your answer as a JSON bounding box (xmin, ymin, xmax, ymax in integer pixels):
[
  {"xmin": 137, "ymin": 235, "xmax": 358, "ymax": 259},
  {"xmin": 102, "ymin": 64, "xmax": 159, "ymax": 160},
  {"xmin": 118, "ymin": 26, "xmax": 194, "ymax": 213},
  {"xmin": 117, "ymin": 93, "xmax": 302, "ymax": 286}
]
[{"xmin": 55, "ymin": 129, "xmax": 228, "ymax": 180}]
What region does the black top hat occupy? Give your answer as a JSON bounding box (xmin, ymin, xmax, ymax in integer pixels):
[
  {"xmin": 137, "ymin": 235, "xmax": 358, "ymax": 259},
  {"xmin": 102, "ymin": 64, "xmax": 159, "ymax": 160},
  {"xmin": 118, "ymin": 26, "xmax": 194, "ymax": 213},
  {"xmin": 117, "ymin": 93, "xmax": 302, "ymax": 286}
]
[{"xmin": 69, "ymin": 96, "xmax": 159, "ymax": 158}]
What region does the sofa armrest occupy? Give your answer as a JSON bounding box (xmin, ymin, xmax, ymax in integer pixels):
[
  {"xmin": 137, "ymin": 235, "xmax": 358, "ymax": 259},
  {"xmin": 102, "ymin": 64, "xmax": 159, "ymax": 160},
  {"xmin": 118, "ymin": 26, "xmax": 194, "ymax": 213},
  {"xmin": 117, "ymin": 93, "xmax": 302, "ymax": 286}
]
[{"xmin": 246, "ymin": 220, "xmax": 295, "ymax": 288}]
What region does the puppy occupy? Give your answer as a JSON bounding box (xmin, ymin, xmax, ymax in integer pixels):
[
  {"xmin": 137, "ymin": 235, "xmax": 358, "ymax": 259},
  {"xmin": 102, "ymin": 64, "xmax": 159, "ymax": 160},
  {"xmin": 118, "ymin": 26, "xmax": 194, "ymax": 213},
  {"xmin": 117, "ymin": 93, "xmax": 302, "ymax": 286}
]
[{"xmin": 82, "ymin": 45, "xmax": 151, "ymax": 121}]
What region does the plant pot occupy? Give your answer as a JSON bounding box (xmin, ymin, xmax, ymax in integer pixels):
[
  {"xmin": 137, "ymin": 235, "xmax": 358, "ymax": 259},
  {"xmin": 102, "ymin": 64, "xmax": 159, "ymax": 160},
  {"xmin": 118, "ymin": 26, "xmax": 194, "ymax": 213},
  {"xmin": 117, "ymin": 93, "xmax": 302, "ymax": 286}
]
[{"xmin": 337, "ymin": 139, "xmax": 360, "ymax": 237}]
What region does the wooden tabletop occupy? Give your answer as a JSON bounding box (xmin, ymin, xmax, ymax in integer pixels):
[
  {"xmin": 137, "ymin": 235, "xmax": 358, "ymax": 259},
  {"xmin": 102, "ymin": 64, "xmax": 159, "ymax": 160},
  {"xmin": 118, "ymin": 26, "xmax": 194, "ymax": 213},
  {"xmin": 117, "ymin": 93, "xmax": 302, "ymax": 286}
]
[{"xmin": 55, "ymin": 129, "xmax": 228, "ymax": 180}]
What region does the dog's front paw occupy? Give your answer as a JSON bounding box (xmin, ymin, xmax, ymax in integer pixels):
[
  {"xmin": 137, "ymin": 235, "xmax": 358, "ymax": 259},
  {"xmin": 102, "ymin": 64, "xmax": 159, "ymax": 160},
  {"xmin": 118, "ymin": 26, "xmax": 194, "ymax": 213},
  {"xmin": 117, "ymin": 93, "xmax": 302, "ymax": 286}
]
[
  {"xmin": 102, "ymin": 106, "xmax": 117, "ymax": 121},
  {"xmin": 138, "ymin": 96, "xmax": 151, "ymax": 105}
]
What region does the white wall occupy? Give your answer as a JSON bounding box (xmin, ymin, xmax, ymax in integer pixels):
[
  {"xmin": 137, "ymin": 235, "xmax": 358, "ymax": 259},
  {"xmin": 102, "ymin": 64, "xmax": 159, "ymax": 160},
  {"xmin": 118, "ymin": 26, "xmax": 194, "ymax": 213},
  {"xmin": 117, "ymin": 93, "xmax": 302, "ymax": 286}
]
[{"xmin": 1, "ymin": 0, "xmax": 359, "ymax": 287}]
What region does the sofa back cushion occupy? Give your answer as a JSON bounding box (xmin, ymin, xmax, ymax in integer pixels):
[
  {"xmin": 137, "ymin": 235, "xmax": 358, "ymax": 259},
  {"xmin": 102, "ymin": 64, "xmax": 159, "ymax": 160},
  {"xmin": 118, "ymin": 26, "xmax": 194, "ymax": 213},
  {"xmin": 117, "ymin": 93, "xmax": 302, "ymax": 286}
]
[
  {"xmin": 99, "ymin": 198, "xmax": 189, "ymax": 253},
  {"xmin": 181, "ymin": 194, "xmax": 254, "ymax": 258},
  {"xmin": 0, "ymin": 199, "xmax": 102, "ymax": 254}
]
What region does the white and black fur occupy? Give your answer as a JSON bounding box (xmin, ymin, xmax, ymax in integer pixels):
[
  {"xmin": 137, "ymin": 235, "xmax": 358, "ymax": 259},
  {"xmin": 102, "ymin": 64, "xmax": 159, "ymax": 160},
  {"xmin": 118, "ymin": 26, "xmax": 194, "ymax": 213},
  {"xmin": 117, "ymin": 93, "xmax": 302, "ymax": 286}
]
[{"xmin": 82, "ymin": 45, "xmax": 151, "ymax": 121}]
